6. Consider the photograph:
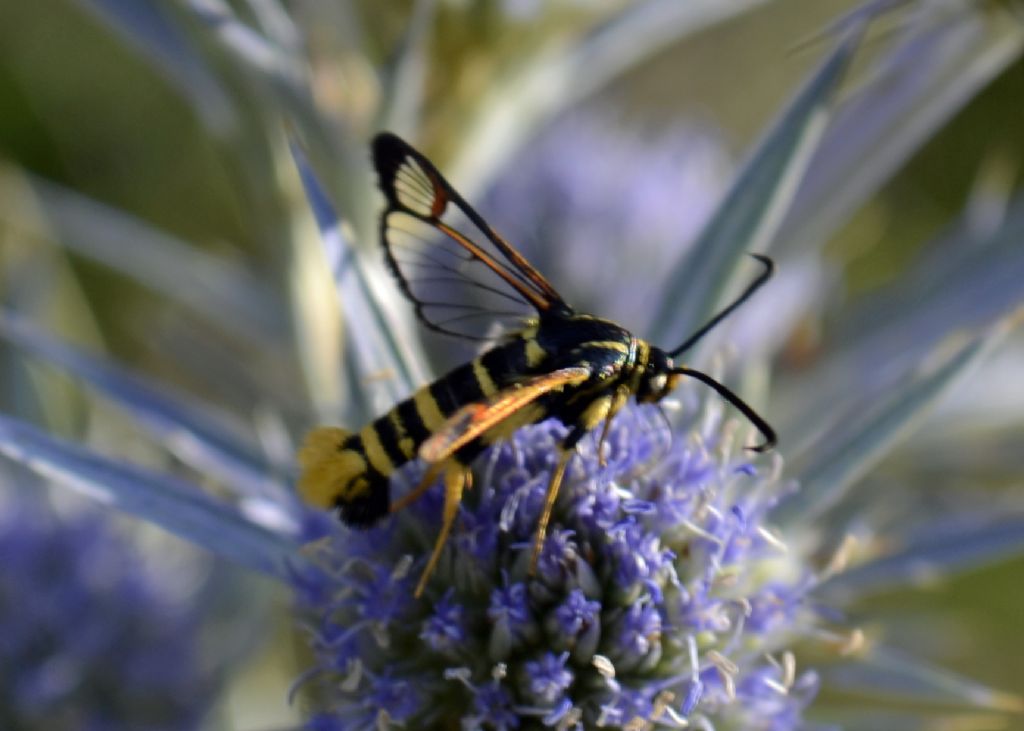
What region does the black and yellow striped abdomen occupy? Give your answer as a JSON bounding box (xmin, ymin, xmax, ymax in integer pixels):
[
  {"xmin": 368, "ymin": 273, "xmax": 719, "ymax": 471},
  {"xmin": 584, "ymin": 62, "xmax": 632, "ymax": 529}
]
[
  {"xmin": 298, "ymin": 328, "xmax": 554, "ymax": 526},
  {"xmin": 298, "ymin": 315, "xmax": 645, "ymax": 527}
]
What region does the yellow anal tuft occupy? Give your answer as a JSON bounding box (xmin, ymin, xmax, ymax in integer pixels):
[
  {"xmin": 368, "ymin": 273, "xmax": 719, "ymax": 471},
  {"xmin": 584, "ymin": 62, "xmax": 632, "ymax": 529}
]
[{"xmin": 298, "ymin": 427, "xmax": 367, "ymax": 507}]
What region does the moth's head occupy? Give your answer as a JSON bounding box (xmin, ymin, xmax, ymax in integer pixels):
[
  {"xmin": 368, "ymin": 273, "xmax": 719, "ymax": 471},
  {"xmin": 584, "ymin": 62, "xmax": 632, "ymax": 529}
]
[{"xmin": 637, "ymin": 347, "xmax": 680, "ymax": 403}]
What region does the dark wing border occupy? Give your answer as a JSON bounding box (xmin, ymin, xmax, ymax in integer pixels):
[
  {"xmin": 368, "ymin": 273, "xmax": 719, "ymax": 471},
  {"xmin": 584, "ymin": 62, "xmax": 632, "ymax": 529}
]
[{"xmin": 372, "ymin": 132, "xmax": 570, "ymax": 339}]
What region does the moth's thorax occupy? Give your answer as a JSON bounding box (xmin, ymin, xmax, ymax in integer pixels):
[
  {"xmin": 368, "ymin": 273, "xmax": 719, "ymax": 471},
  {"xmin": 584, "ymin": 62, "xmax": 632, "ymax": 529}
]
[
  {"xmin": 531, "ymin": 313, "xmax": 670, "ymax": 396},
  {"xmin": 534, "ymin": 313, "xmax": 635, "ymax": 356}
]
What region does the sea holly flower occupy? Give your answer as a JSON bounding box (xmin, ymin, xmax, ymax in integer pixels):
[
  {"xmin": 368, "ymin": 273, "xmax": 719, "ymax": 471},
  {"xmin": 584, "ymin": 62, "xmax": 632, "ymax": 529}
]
[
  {"xmin": 289, "ymin": 408, "xmax": 825, "ymax": 728},
  {"xmin": 0, "ymin": 2, "xmax": 1022, "ymax": 730}
]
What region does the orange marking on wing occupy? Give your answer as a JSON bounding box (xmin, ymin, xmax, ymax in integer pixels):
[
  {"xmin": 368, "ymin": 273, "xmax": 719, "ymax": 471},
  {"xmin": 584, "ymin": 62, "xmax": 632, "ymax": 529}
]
[
  {"xmin": 487, "ymin": 228, "xmax": 563, "ymax": 304},
  {"xmin": 427, "ymin": 170, "xmax": 448, "ymax": 218},
  {"xmin": 419, "ymin": 366, "xmax": 591, "ymax": 463},
  {"xmin": 435, "ymin": 221, "xmax": 551, "ymax": 312}
]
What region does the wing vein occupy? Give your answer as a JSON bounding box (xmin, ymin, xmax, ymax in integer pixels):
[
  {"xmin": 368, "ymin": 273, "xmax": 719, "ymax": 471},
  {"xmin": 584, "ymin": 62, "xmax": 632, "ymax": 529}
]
[{"xmin": 372, "ymin": 132, "xmax": 572, "ymax": 341}]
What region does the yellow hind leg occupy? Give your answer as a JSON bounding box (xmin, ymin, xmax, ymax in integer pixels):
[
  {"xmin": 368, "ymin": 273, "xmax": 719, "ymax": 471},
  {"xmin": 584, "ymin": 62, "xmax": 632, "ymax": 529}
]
[
  {"xmin": 414, "ymin": 462, "xmax": 469, "ymax": 598},
  {"xmin": 390, "ymin": 461, "xmax": 444, "ymax": 515},
  {"xmin": 529, "ymin": 448, "xmax": 573, "ymax": 574}
]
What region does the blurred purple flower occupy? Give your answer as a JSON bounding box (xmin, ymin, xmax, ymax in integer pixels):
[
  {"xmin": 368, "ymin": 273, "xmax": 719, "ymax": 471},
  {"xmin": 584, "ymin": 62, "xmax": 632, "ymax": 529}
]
[
  {"xmin": 0, "ymin": 492, "xmax": 212, "ymax": 731},
  {"xmin": 482, "ymin": 113, "xmax": 730, "ymax": 331}
]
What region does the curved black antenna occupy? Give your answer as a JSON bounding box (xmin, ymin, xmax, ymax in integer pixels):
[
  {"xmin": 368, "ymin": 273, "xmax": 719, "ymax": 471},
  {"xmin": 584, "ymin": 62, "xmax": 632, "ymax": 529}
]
[
  {"xmin": 671, "ymin": 366, "xmax": 776, "ymax": 452},
  {"xmin": 667, "ymin": 254, "xmax": 774, "ymax": 358}
]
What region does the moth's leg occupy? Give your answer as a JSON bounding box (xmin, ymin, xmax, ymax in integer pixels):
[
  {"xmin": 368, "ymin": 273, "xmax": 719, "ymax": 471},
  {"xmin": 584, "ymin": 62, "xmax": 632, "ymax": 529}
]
[
  {"xmin": 414, "ymin": 461, "xmax": 469, "ymax": 598},
  {"xmin": 390, "ymin": 461, "xmax": 444, "ymax": 515},
  {"xmin": 596, "ymin": 385, "xmax": 631, "ymax": 467},
  {"xmin": 529, "ymin": 447, "xmax": 573, "ymax": 575},
  {"xmin": 529, "ymin": 406, "xmax": 615, "ymax": 572}
]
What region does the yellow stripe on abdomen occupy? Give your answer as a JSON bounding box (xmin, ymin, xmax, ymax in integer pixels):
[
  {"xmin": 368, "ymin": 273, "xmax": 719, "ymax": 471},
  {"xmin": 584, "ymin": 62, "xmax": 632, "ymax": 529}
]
[
  {"xmin": 472, "ymin": 357, "xmax": 498, "ymax": 397},
  {"xmin": 525, "ymin": 340, "xmax": 547, "ymax": 367},
  {"xmin": 413, "ymin": 386, "xmax": 448, "ymax": 432},
  {"xmin": 388, "ymin": 410, "xmax": 417, "ymax": 459},
  {"xmin": 359, "ymin": 423, "xmax": 395, "ymax": 477}
]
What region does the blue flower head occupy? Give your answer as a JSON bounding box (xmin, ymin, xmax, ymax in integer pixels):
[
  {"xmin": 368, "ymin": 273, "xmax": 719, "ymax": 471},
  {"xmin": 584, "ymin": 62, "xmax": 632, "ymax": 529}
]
[{"xmin": 294, "ymin": 402, "xmax": 823, "ymax": 729}]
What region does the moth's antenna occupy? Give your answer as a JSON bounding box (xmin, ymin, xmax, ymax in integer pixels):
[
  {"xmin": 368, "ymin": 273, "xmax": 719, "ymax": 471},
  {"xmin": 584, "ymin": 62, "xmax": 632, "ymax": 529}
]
[
  {"xmin": 667, "ymin": 254, "xmax": 774, "ymax": 358},
  {"xmin": 671, "ymin": 366, "xmax": 776, "ymax": 452}
]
